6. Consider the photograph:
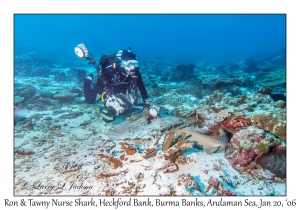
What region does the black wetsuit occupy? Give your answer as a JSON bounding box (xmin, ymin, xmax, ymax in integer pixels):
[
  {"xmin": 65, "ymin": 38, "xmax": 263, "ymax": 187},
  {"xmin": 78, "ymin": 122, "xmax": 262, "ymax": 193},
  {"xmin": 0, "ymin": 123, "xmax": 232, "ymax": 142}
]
[{"xmin": 84, "ymin": 51, "xmax": 148, "ymax": 104}]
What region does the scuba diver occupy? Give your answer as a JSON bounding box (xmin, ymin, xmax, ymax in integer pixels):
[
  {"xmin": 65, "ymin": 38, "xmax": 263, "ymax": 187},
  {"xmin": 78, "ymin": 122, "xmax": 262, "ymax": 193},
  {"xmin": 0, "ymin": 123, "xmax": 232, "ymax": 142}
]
[{"xmin": 74, "ymin": 43, "xmax": 160, "ymax": 123}]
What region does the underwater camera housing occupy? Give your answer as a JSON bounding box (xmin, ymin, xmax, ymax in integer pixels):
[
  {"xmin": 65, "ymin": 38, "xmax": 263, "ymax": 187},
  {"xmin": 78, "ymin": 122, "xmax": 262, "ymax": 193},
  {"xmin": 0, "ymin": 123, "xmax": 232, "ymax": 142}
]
[
  {"xmin": 75, "ymin": 43, "xmax": 89, "ymax": 58},
  {"xmin": 100, "ymin": 94, "xmax": 133, "ymax": 123},
  {"xmin": 105, "ymin": 94, "xmax": 132, "ymax": 115}
]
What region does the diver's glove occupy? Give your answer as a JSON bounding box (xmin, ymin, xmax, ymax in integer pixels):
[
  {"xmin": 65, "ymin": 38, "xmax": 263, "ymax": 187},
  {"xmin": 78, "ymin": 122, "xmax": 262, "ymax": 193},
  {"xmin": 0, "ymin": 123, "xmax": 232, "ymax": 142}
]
[
  {"xmin": 84, "ymin": 74, "xmax": 93, "ymax": 84},
  {"xmin": 143, "ymin": 100, "xmax": 150, "ymax": 108}
]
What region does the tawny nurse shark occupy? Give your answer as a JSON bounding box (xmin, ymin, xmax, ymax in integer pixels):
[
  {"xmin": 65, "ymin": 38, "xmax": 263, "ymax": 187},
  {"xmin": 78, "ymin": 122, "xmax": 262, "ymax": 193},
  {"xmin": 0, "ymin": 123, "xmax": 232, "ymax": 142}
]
[{"xmin": 173, "ymin": 128, "xmax": 229, "ymax": 154}]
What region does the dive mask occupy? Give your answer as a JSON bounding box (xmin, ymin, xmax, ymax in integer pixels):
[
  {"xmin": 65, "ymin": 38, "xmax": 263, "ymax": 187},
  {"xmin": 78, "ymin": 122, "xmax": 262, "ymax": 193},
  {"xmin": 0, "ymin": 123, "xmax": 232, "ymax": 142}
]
[
  {"xmin": 75, "ymin": 43, "xmax": 89, "ymax": 58},
  {"xmin": 123, "ymin": 60, "xmax": 138, "ymax": 72}
]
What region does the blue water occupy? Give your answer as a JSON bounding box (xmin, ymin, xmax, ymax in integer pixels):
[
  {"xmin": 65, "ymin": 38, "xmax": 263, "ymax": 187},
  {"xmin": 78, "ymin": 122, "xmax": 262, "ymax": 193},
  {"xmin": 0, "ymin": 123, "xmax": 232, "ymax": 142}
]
[{"xmin": 14, "ymin": 14, "xmax": 286, "ymax": 63}]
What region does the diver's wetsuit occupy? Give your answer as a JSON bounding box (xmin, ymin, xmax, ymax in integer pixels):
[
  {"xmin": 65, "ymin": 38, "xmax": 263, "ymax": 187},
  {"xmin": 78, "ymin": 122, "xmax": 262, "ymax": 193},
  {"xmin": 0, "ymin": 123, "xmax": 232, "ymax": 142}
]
[{"xmin": 84, "ymin": 63, "xmax": 148, "ymax": 104}]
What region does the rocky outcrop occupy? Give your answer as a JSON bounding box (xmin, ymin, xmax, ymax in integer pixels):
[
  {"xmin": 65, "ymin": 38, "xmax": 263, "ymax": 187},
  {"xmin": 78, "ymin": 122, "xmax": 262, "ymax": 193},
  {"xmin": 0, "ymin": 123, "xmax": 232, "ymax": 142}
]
[
  {"xmin": 251, "ymin": 111, "xmax": 286, "ymax": 141},
  {"xmin": 225, "ymin": 126, "xmax": 286, "ymax": 180},
  {"xmin": 169, "ymin": 63, "xmax": 195, "ymax": 81},
  {"xmin": 53, "ymin": 89, "xmax": 78, "ymax": 103},
  {"xmin": 258, "ymin": 68, "xmax": 286, "ymax": 87},
  {"xmin": 14, "ymin": 96, "xmax": 24, "ymax": 105},
  {"xmin": 17, "ymin": 85, "xmax": 37, "ymax": 100}
]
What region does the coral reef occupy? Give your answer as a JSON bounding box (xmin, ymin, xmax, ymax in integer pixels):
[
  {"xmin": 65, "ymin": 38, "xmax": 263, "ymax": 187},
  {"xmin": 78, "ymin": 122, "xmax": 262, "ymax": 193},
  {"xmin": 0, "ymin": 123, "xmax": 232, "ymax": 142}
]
[
  {"xmin": 13, "ymin": 97, "xmax": 287, "ymax": 195},
  {"xmin": 220, "ymin": 114, "xmax": 252, "ymax": 134},
  {"xmin": 30, "ymin": 67, "xmax": 52, "ymax": 77},
  {"xmin": 67, "ymin": 67, "xmax": 87, "ymax": 79},
  {"xmin": 243, "ymin": 58, "xmax": 259, "ymax": 73},
  {"xmin": 258, "ymin": 68, "xmax": 286, "ymax": 87},
  {"xmin": 54, "ymin": 71, "xmax": 70, "ymax": 81},
  {"xmin": 177, "ymin": 90, "xmax": 286, "ymax": 141},
  {"xmin": 250, "ymin": 111, "xmax": 286, "ymax": 140},
  {"xmin": 225, "ymin": 126, "xmax": 286, "ymax": 180},
  {"xmin": 255, "ymin": 145, "xmax": 286, "ymax": 179},
  {"xmin": 200, "ymin": 74, "xmax": 245, "ymax": 88},
  {"xmin": 169, "ymin": 63, "xmax": 195, "ymax": 81},
  {"xmin": 13, "ymin": 51, "xmax": 287, "ymax": 196},
  {"xmin": 14, "ymin": 52, "xmax": 56, "ymax": 76},
  {"xmin": 214, "ymin": 109, "xmax": 232, "ymax": 123},
  {"xmin": 16, "ymin": 85, "xmax": 37, "ymax": 100}
]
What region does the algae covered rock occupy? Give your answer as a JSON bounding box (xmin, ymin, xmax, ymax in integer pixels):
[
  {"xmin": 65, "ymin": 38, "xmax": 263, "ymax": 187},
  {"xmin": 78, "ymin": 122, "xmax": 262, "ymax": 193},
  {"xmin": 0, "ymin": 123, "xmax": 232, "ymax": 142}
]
[
  {"xmin": 225, "ymin": 126, "xmax": 286, "ymax": 179},
  {"xmin": 255, "ymin": 145, "xmax": 286, "ymax": 179},
  {"xmin": 15, "ymin": 144, "xmax": 35, "ymax": 156},
  {"xmin": 30, "ymin": 67, "xmax": 52, "ymax": 77},
  {"xmin": 170, "ymin": 63, "xmax": 195, "ymax": 81},
  {"xmin": 53, "ymin": 89, "xmax": 78, "ymax": 103},
  {"xmin": 251, "ymin": 111, "xmax": 286, "ymax": 140},
  {"xmin": 275, "ymin": 100, "xmax": 286, "ymax": 108},
  {"xmin": 18, "ymin": 85, "xmax": 37, "ymax": 99},
  {"xmin": 258, "ymin": 68, "xmax": 286, "ymax": 87}
]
